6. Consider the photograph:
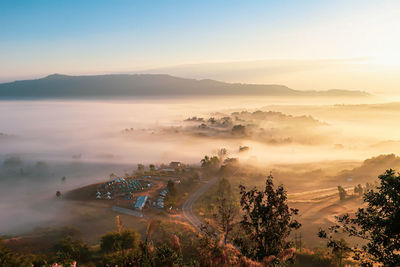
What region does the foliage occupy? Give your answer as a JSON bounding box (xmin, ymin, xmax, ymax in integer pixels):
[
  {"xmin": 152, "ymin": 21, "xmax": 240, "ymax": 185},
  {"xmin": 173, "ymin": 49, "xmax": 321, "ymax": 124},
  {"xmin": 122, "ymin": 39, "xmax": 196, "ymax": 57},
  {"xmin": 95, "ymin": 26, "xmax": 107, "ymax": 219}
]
[
  {"xmin": 100, "ymin": 229, "xmax": 140, "ymax": 253},
  {"xmin": 0, "ymin": 239, "xmax": 49, "ymax": 267},
  {"xmin": 198, "ymin": 224, "xmax": 242, "ymax": 267},
  {"xmin": 200, "ymin": 155, "xmax": 220, "ymax": 170},
  {"xmin": 293, "ymin": 249, "xmax": 333, "ymax": 267},
  {"xmin": 100, "ymin": 250, "xmax": 141, "ymax": 266},
  {"xmin": 154, "ymin": 243, "xmax": 183, "ymax": 267},
  {"xmin": 53, "ymin": 236, "xmax": 91, "ymax": 264},
  {"xmin": 217, "ymin": 148, "xmax": 228, "ymax": 160},
  {"xmin": 167, "ymin": 180, "xmax": 177, "ymax": 198},
  {"xmin": 337, "ymin": 185, "xmax": 347, "ymax": 200},
  {"xmin": 354, "ymin": 184, "xmax": 363, "ymax": 197},
  {"xmin": 319, "ymin": 169, "xmax": 400, "ymax": 266},
  {"xmin": 231, "ymin": 124, "xmax": 247, "ymax": 136},
  {"xmin": 237, "ymin": 174, "xmax": 301, "ymax": 262},
  {"xmin": 149, "ymin": 164, "xmax": 156, "ymax": 172},
  {"xmin": 214, "ymin": 197, "xmax": 237, "ymax": 244},
  {"xmin": 137, "ymin": 164, "xmax": 145, "ymax": 174},
  {"xmin": 3, "ymin": 156, "xmax": 22, "ymax": 167},
  {"xmin": 212, "ymin": 178, "xmax": 237, "ymax": 244}
]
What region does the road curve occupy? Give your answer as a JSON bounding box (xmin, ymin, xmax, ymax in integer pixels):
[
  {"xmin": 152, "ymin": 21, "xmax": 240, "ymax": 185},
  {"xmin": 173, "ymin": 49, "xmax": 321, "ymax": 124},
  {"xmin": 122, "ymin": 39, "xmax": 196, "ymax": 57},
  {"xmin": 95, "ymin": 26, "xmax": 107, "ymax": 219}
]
[{"xmin": 182, "ymin": 177, "xmax": 219, "ymax": 231}]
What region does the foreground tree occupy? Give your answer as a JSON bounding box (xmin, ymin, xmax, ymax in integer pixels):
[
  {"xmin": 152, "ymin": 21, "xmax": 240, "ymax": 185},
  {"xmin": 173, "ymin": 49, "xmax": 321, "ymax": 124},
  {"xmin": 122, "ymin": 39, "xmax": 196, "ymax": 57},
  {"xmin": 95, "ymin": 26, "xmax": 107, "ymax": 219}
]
[
  {"xmin": 100, "ymin": 229, "xmax": 140, "ymax": 253},
  {"xmin": 214, "ymin": 197, "xmax": 237, "ymax": 245},
  {"xmin": 237, "ymin": 174, "xmax": 301, "ymax": 262},
  {"xmin": 319, "ymin": 169, "xmax": 400, "ymax": 266},
  {"xmin": 53, "ymin": 236, "xmax": 91, "ymax": 265},
  {"xmin": 214, "ymin": 178, "xmax": 237, "ymax": 244}
]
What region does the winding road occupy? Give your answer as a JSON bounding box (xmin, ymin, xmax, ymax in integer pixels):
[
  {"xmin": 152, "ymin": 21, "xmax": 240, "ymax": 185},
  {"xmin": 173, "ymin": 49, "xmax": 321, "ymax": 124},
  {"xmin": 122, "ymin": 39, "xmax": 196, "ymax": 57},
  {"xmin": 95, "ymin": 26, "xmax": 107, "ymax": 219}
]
[{"xmin": 182, "ymin": 177, "xmax": 219, "ymax": 231}]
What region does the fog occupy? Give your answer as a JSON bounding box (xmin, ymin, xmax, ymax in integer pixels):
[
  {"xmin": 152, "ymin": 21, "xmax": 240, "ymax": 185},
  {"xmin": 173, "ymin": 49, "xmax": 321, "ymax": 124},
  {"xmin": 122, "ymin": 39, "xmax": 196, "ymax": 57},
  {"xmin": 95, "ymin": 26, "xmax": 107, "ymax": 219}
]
[{"xmin": 1, "ymin": 96, "xmax": 400, "ymax": 234}]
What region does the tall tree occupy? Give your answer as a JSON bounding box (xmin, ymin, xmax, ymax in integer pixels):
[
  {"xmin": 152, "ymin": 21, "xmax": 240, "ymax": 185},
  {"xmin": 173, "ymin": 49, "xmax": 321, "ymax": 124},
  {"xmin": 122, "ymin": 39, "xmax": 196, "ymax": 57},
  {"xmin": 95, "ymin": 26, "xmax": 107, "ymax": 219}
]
[
  {"xmin": 337, "ymin": 185, "xmax": 347, "ymax": 200},
  {"xmin": 167, "ymin": 180, "xmax": 177, "ymax": 198},
  {"xmin": 200, "ymin": 155, "xmax": 220, "ymax": 170},
  {"xmin": 237, "ymin": 174, "xmax": 300, "ymax": 262},
  {"xmin": 137, "ymin": 164, "xmax": 144, "ymax": 174},
  {"xmin": 214, "ymin": 197, "xmax": 237, "ymax": 244},
  {"xmin": 319, "ymin": 169, "xmax": 400, "ymax": 266}
]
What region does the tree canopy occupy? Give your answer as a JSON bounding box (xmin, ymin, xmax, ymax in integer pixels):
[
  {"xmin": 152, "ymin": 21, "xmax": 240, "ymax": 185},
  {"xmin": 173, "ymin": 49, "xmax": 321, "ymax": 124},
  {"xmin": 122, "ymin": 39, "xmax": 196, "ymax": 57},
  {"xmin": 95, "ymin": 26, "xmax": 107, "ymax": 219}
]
[{"xmin": 319, "ymin": 169, "xmax": 400, "ymax": 266}]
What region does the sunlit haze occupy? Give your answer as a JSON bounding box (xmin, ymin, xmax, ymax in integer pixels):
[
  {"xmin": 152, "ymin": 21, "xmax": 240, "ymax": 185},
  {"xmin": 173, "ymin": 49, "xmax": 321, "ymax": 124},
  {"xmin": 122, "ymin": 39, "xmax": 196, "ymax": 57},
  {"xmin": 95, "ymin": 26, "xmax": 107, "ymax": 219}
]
[
  {"xmin": 1, "ymin": 0, "xmax": 400, "ymax": 92},
  {"xmin": 1, "ymin": 1, "xmax": 400, "ymax": 265}
]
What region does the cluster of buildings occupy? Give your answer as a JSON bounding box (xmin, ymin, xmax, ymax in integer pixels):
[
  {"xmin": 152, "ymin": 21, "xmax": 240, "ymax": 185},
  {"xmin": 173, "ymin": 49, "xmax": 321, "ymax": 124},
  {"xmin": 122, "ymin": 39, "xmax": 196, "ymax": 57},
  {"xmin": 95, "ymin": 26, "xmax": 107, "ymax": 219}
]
[
  {"xmin": 98, "ymin": 162, "xmax": 183, "ymax": 214},
  {"xmin": 99, "ymin": 177, "xmax": 152, "ymax": 199},
  {"xmin": 157, "ymin": 188, "xmax": 168, "ymax": 209},
  {"xmin": 96, "ymin": 191, "xmax": 111, "ymax": 199},
  {"xmin": 133, "ymin": 188, "xmax": 169, "ymax": 211}
]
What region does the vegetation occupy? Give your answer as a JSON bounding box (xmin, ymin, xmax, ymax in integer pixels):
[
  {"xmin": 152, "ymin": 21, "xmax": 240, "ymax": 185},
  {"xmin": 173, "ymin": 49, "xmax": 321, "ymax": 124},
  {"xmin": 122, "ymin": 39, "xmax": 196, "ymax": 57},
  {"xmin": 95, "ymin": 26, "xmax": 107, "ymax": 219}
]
[
  {"xmin": 200, "ymin": 155, "xmax": 220, "ymax": 170},
  {"xmin": 100, "ymin": 229, "xmax": 140, "ymax": 253},
  {"xmin": 5, "ymin": 159, "xmax": 400, "ymax": 267},
  {"xmin": 236, "ymin": 174, "xmax": 301, "ymax": 263},
  {"xmin": 320, "ymin": 169, "xmax": 400, "ymax": 266},
  {"xmin": 337, "ymin": 185, "xmax": 347, "ymax": 200}
]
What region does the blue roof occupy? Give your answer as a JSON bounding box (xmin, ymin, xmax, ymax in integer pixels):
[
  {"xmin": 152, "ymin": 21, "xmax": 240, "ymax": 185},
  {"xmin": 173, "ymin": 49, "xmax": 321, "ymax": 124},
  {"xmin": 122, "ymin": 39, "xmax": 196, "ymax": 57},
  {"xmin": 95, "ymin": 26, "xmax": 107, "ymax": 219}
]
[{"xmin": 134, "ymin": 195, "xmax": 148, "ymax": 210}]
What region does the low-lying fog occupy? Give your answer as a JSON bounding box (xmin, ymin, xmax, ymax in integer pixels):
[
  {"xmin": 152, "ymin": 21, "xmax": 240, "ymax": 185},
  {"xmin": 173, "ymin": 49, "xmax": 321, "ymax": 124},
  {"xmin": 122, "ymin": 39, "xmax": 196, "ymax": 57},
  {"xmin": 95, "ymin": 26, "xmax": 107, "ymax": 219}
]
[{"xmin": 1, "ymin": 96, "xmax": 399, "ymax": 234}]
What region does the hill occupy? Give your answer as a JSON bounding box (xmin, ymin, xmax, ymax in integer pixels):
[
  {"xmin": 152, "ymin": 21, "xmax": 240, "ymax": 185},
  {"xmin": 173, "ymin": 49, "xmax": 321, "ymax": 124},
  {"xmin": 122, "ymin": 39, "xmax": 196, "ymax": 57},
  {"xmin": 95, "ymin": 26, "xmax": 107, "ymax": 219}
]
[{"xmin": 0, "ymin": 74, "xmax": 370, "ymax": 99}]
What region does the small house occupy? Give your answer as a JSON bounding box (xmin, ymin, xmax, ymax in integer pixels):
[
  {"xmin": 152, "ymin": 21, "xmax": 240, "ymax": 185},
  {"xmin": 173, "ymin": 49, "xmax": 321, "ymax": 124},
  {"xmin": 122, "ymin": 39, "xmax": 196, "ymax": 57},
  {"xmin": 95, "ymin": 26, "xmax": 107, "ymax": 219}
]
[
  {"xmin": 169, "ymin": 161, "xmax": 182, "ymax": 168},
  {"xmin": 134, "ymin": 195, "xmax": 148, "ymax": 210}
]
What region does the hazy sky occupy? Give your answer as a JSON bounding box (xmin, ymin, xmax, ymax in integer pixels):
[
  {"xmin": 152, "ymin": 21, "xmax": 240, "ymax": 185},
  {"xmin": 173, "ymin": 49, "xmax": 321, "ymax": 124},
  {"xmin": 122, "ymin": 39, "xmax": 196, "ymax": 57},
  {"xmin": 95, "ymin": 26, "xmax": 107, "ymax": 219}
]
[{"xmin": 1, "ymin": 0, "xmax": 400, "ymax": 89}]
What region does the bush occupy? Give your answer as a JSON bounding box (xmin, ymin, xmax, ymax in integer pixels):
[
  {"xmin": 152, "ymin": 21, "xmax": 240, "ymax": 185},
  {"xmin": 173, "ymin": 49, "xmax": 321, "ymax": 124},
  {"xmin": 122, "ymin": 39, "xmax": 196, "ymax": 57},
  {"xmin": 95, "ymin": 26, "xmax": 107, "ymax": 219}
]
[{"xmin": 100, "ymin": 229, "xmax": 140, "ymax": 253}]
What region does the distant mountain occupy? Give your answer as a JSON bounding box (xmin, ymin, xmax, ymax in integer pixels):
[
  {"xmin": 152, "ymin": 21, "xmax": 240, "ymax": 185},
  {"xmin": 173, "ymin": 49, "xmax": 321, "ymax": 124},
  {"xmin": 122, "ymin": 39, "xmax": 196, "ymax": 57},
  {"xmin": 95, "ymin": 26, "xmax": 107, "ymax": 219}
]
[{"xmin": 0, "ymin": 74, "xmax": 370, "ymax": 99}]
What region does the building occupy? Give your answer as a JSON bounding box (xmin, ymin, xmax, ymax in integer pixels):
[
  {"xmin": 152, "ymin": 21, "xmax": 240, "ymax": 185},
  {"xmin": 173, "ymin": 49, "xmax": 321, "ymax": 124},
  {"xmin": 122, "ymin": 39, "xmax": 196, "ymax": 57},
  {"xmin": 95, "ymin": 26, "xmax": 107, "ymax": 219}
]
[
  {"xmin": 157, "ymin": 196, "xmax": 165, "ymax": 209},
  {"xmin": 169, "ymin": 161, "xmax": 182, "ymax": 168},
  {"xmin": 160, "ymin": 189, "xmax": 168, "ymax": 197},
  {"xmin": 134, "ymin": 195, "xmax": 148, "ymax": 210}
]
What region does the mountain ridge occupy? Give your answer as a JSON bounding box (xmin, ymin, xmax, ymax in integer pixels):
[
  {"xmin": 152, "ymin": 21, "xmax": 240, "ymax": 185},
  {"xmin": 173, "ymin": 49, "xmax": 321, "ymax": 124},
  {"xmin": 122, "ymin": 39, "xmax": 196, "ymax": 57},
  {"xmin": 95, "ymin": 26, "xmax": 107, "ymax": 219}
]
[{"xmin": 0, "ymin": 73, "xmax": 370, "ymax": 99}]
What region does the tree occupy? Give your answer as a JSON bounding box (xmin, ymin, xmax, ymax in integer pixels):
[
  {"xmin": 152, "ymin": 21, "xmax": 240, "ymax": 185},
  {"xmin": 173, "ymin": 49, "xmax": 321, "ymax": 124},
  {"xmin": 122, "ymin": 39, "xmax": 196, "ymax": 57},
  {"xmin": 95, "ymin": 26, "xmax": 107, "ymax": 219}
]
[
  {"xmin": 214, "ymin": 197, "xmax": 237, "ymax": 244},
  {"xmin": 217, "ymin": 177, "xmax": 232, "ymax": 198},
  {"xmin": 167, "ymin": 180, "xmax": 177, "ymax": 198},
  {"xmin": 53, "ymin": 236, "xmax": 91, "ymax": 264},
  {"xmin": 199, "ymin": 223, "xmax": 242, "ymax": 267},
  {"xmin": 3, "ymin": 156, "xmax": 21, "ymax": 167},
  {"xmin": 200, "ymin": 155, "xmax": 220, "ymax": 170},
  {"xmin": 331, "ymin": 239, "xmax": 351, "ymax": 267},
  {"xmin": 137, "ymin": 164, "xmax": 144, "ymax": 174},
  {"xmin": 231, "ymin": 125, "xmax": 246, "ymax": 136},
  {"xmin": 217, "ymin": 148, "xmax": 228, "ymax": 160},
  {"xmin": 0, "ymin": 240, "xmax": 16, "ymax": 266},
  {"xmin": 154, "ymin": 243, "xmax": 183, "ymax": 267},
  {"xmin": 100, "ymin": 229, "xmax": 140, "ymax": 253},
  {"xmin": 319, "ymin": 169, "xmax": 400, "ymax": 266},
  {"xmin": 237, "ymin": 174, "xmax": 301, "ymax": 262},
  {"xmin": 166, "ymin": 180, "xmax": 177, "ymax": 207},
  {"xmin": 214, "ymin": 178, "xmax": 237, "ymax": 244},
  {"xmin": 354, "ymin": 184, "xmax": 363, "ymax": 197},
  {"xmin": 337, "ymin": 185, "xmax": 347, "ymax": 200},
  {"xmin": 149, "ymin": 164, "xmax": 156, "ymax": 173}
]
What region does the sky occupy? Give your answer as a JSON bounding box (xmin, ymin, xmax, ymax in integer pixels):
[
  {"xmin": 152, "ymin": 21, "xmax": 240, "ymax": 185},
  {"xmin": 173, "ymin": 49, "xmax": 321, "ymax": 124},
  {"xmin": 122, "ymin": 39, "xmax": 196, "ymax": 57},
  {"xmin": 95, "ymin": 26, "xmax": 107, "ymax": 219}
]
[{"xmin": 1, "ymin": 0, "xmax": 400, "ymax": 91}]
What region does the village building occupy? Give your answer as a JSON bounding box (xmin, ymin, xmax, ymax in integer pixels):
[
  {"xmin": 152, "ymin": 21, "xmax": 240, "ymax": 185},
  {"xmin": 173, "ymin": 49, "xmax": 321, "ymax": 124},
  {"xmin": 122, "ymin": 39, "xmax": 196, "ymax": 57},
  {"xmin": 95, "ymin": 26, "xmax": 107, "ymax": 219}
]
[
  {"xmin": 134, "ymin": 195, "xmax": 148, "ymax": 210},
  {"xmin": 169, "ymin": 161, "xmax": 182, "ymax": 168}
]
